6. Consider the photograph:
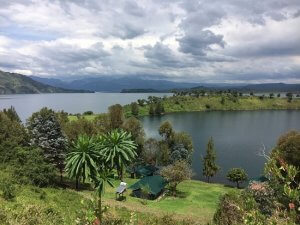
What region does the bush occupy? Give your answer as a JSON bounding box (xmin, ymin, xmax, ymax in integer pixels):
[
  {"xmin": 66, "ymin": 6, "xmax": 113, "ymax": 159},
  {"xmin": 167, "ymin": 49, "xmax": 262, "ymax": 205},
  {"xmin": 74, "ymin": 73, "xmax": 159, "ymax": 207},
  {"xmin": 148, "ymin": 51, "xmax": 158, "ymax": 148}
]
[
  {"xmin": 247, "ymin": 182, "xmax": 275, "ymax": 215},
  {"xmin": 12, "ymin": 147, "xmax": 56, "ymax": 187},
  {"xmin": 0, "ymin": 179, "xmax": 16, "ymax": 200},
  {"xmin": 214, "ymin": 192, "xmax": 244, "ymax": 225},
  {"xmin": 83, "ymin": 111, "xmax": 94, "ymax": 115}
]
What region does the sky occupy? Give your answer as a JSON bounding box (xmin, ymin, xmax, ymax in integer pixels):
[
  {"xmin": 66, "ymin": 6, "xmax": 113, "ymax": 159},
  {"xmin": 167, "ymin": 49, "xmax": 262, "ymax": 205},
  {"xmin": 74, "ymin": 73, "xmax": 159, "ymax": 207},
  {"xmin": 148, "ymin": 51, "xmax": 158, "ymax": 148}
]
[{"xmin": 0, "ymin": 0, "xmax": 300, "ymax": 83}]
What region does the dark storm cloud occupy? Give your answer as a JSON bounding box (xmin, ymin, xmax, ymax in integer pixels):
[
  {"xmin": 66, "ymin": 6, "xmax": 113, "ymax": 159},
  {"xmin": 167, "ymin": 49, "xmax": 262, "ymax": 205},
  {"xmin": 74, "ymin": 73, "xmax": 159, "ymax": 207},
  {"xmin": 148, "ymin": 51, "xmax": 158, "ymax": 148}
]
[{"xmin": 177, "ymin": 30, "xmax": 225, "ymax": 57}]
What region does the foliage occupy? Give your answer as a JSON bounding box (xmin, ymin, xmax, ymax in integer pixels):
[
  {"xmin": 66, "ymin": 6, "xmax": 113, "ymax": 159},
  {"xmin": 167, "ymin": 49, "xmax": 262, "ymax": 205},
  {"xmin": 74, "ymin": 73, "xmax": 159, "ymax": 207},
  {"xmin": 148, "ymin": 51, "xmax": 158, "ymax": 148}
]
[
  {"xmin": 83, "ymin": 111, "xmax": 94, "ymax": 115},
  {"xmin": 142, "ymin": 138, "xmax": 159, "ymax": 165},
  {"xmin": 170, "ymin": 144, "xmax": 190, "ymax": 164},
  {"xmin": 149, "ymin": 104, "xmax": 155, "ymax": 116},
  {"xmin": 202, "ymin": 137, "xmax": 220, "ymax": 183},
  {"xmin": 157, "ymin": 142, "xmax": 171, "ymax": 166},
  {"xmin": 66, "ymin": 135, "xmax": 101, "ymax": 189},
  {"xmin": 227, "ymin": 168, "xmax": 248, "ymax": 188},
  {"xmin": 214, "ymin": 191, "xmax": 244, "ymax": 225},
  {"xmin": 272, "ymin": 130, "xmax": 300, "ymax": 173},
  {"xmin": 0, "ymin": 179, "xmax": 16, "ymax": 201},
  {"xmin": 2, "ymin": 106, "xmax": 21, "ymax": 123},
  {"xmin": 131, "ymin": 102, "xmax": 139, "ymax": 117},
  {"xmin": 13, "ymin": 147, "xmax": 56, "ymax": 187},
  {"xmin": 98, "ymin": 130, "xmax": 137, "ymax": 180},
  {"xmin": 122, "ymin": 117, "xmax": 145, "ymax": 156},
  {"xmin": 159, "ymin": 121, "xmax": 174, "ymax": 141},
  {"xmin": 0, "ymin": 111, "xmax": 28, "ymax": 163},
  {"xmin": 160, "ymin": 161, "xmax": 192, "ymax": 196},
  {"xmin": 27, "ymin": 107, "xmax": 68, "ymax": 180},
  {"xmin": 247, "ymin": 182, "xmax": 275, "ymax": 215},
  {"xmin": 108, "ymin": 104, "xmax": 124, "ymax": 129},
  {"xmin": 63, "ymin": 118, "xmax": 98, "ymax": 143},
  {"xmin": 171, "ymin": 132, "xmax": 193, "ymax": 155},
  {"xmin": 264, "ymin": 151, "xmax": 300, "ymax": 222},
  {"xmin": 155, "ymin": 101, "xmax": 165, "ymax": 115}
]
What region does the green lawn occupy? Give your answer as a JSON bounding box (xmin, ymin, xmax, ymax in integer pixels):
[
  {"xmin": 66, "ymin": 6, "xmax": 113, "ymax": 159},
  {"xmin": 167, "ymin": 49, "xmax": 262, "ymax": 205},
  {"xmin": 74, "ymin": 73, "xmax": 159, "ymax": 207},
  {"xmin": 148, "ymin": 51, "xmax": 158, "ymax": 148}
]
[
  {"xmin": 0, "ymin": 174, "xmax": 235, "ymax": 224},
  {"xmin": 67, "ymin": 96, "xmax": 300, "ymax": 120}
]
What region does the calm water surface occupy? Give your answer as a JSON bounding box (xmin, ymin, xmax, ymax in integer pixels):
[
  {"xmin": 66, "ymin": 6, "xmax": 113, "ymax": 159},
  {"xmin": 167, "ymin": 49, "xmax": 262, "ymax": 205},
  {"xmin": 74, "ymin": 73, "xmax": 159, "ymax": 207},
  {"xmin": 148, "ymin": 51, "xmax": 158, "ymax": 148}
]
[
  {"xmin": 0, "ymin": 92, "xmax": 171, "ymax": 121},
  {"xmin": 141, "ymin": 110, "xmax": 300, "ymax": 184},
  {"xmin": 1, "ymin": 93, "xmax": 299, "ymax": 184}
]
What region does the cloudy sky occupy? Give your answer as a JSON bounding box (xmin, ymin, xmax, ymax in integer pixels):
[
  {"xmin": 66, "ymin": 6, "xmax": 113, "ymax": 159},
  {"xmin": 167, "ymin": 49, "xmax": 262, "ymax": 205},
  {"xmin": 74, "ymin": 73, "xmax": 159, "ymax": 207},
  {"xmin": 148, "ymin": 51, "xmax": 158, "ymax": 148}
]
[{"xmin": 0, "ymin": 0, "xmax": 300, "ymax": 83}]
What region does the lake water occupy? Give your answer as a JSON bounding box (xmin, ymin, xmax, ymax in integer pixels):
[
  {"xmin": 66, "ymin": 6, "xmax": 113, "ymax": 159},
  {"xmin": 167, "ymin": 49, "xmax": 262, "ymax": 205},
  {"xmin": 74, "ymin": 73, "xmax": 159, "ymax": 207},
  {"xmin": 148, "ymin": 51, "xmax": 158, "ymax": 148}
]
[
  {"xmin": 1, "ymin": 93, "xmax": 299, "ymax": 184},
  {"xmin": 141, "ymin": 110, "xmax": 300, "ymax": 184},
  {"xmin": 0, "ymin": 93, "xmax": 171, "ymax": 121}
]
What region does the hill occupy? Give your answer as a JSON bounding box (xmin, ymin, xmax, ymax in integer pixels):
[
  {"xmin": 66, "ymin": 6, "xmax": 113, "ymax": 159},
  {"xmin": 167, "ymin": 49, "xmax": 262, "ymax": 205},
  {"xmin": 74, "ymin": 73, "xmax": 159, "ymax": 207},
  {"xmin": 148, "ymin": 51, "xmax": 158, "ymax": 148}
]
[
  {"xmin": 0, "ymin": 71, "xmax": 93, "ymax": 94},
  {"xmin": 190, "ymin": 83, "xmax": 300, "ymax": 93},
  {"xmin": 30, "ymin": 76, "xmax": 199, "ymax": 92}
]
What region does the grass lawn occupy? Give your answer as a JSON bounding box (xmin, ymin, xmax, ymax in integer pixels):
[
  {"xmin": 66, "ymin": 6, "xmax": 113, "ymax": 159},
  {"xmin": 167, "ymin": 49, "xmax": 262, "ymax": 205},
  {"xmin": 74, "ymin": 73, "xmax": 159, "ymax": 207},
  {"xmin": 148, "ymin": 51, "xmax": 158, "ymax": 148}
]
[
  {"xmin": 0, "ymin": 173, "xmax": 236, "ymax": 224},
  {"xmin": 67, "ymin": 96, "xmax": 300, "ymax": 121}
]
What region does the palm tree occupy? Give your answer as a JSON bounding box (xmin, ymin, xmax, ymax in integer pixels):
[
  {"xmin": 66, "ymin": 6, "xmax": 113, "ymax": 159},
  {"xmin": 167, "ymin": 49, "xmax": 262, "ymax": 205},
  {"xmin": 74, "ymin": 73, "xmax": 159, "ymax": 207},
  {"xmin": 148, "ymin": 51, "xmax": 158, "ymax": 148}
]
[
  {"xmin": 65, "ymin": 135, "xmax": 101, "ymax": 190},
  {"xmin": 98, "ymin": 129, "xmax": 137, "ymax": 180}
]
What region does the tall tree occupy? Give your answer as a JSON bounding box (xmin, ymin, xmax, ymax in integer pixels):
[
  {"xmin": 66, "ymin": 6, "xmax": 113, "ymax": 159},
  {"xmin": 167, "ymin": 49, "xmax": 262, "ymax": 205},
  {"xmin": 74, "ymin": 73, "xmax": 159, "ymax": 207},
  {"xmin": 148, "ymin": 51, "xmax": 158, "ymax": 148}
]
[
  {"xmin": 131, "ymin": 102, "xmax": 139, "ymax": 117},
  {"xmin": 202, "ymin": 137, "xmax": 220, "ymax": 183},
  {"xmin": 3, "ymin": 106, "xmax": 21, "ymax": 123},
  {"xmin": 122, "ymin": 117, "xmax": 145, "ymax": 156},
  {"xmin": 98, "ymin": 130, "xmax": 137, "ymax": 180},
  {"xmin": 108, "ymin": 104, "xmax": 124, "ymax": 129},
  {"xmin": 65, "ymin": 135, "xmax": 100, "ymax": 190},
  {"xmin": 149, "ymin": 104, "xmax": 155, "ymax": 116},
  {"xmin": 27, "ymin": 107, "xmax": 68, "ymax": 183},
  {"xmin": 159, "ymin": 121, "xmax": 174, "ymax": 141}
]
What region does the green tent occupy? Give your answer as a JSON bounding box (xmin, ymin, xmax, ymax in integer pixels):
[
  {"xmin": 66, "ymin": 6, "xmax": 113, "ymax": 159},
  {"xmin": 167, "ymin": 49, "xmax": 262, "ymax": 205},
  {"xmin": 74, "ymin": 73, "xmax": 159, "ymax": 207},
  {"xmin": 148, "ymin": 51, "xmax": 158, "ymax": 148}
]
[{"xmin": 129, "ymin": 175, "xmax": 167, "ymax": 196}]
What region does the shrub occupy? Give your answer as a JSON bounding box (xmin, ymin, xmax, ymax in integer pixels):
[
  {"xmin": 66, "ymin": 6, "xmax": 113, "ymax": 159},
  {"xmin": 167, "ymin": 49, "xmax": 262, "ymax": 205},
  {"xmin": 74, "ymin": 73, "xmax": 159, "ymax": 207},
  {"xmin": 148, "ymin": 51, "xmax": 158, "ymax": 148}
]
[
  {"xmin": 247, "ymin": 182, "xmax": 275, "ymax": 215},
  {"xmin": 13, "ymin": 147, "xmax": 56, "ymax": 187},
  {"xmin": 0, "ymin": 179, "xmax": 16, "ymax": 200},
  {"xmin": 214, "ymin": 191, "xmax": 244, "ymax": 225}
]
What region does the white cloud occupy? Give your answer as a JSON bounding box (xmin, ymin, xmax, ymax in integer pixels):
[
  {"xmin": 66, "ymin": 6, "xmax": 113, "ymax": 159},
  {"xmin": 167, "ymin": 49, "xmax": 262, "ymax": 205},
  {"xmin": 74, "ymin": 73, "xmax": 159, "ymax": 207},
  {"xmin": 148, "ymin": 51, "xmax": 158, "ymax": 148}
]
[{"xmin": 0, "ymin": 0, "xmax": 299, "ymax": 82}]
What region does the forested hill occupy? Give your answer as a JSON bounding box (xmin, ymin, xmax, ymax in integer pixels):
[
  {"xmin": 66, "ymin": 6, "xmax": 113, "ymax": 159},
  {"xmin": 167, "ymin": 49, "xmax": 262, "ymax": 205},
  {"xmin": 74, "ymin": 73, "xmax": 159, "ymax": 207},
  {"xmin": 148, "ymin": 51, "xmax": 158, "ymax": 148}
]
[{"xmin": 0, "ymin": 71, "xmax": 93, "ymax": 94}]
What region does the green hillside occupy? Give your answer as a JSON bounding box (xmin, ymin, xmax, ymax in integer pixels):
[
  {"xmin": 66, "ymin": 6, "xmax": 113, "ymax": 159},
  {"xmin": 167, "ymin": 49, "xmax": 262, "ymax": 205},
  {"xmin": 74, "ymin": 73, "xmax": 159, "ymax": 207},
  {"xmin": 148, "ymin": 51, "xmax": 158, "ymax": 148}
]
[{"xmin": 0, "ymin": 70, "xmax": 92, "ymax": 94}]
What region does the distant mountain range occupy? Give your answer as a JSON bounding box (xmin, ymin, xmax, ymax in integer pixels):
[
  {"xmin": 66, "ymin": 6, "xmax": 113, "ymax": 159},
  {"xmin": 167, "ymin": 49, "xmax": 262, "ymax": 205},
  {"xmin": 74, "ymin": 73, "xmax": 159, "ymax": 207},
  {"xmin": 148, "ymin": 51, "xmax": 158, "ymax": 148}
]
[
  {"xmin": 30, "ymin": 76, "xmax": 198, "ymax": 92},
  {"xmin": 29, "ymin": 75, "xmax": 300, "ymax": 93},
  {"xmin": 0, "ymin": 71, "xmax": 93, "ymax": 94}
]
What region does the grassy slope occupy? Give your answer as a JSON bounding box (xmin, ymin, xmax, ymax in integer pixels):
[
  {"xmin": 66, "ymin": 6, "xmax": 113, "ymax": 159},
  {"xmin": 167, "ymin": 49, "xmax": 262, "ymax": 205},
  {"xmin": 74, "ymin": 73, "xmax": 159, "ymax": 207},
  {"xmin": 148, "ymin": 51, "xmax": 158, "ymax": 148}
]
[
  {"xmin": 0, "ymin": 173, "xmax": 235, "ymax": 224},
  {"xmin": 68, "ymin": 96, "xmax": 300, "ymax": 120},
  {"xmin": 124, "ymin": 96, "xmax": 300, "ymax": 117}
]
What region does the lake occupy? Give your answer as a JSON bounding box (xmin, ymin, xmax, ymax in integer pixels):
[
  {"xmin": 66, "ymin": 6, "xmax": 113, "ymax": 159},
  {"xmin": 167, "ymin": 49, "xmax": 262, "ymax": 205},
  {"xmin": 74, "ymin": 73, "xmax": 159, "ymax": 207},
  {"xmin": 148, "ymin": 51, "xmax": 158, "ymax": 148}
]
[
  {"xmin": 0, "ymin": 93, "xmax": 171, "ymax": 121},
  {"xmin": 141, "ymin": 110, "xmax": 300, "ymax": 184},
  {"xmin": 1, "ymin": 93, "xmax": 300, "ymax": 184}
]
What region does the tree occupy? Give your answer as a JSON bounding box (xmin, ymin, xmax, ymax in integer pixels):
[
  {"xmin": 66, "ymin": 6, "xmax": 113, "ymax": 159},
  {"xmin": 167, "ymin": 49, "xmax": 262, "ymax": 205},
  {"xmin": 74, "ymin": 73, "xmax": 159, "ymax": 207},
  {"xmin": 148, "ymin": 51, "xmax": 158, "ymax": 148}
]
[
  {"xmin": 271, "ymin": 130, "xmax": 300, "ymax": 181},
  {"xmin": 202, "ymin": 137, "xmax": 219, "ymax": 183},
  {"xmin": 277, "ymin": 93, "xmax": 281, "ymax": 98},
  {"xmin": 122, "ymin": 117, "xmax": 145, "ymax": 156},
  {"xmin": 131, "ymin": 102, "xmax": 139, "ymax": 117},
  {"xmin": 269, "ymin": 93, "xmax": 274, "ymax": 99},
  {"xmin": 155, "ymin": 102, "xmax": 165, "ymax": 115},
  {"xmin": 98, "ymin": 130, "xmax": 137, "ymax": 180},
  {"xmin": 159, "ymin": 121, "xmax": 174, "ymax": 141},
  {"xmin": 27, "ymin": 107, "xmax": 68, "ymax": 183},
  {"xmin": 142, "ymin": 138, "xmax": 159, "ymax": 165},
  {"xmin": 220, "ymin": 97, "xmax": 225, "ymax": 105},
  {"xmin": 3, "ymin": 106, "xmax": 21, "ymax": 123},
  {"xmin": 149, "ymin": 104, "xmax": 155, "ymax": 116},
  {"xmin": 160, "ymin": 160, "xmax": 192, "ymax": 196},
  {"xmin": 158, "ymin": 142, "xmax": 171, "ymax": 166},
  {"xmin": 172, "ymin": 132, "xmax": 193, "ymax": 155},
  {"xmin": 170, "ymin": 144, "xmax": 190, "ymax": 163},
  {"xmin": 0, "ymin": 111, "xmax": 28, "ymax": 163},
  {"xmin": 227, "ymin": 168, "xmax": 248, "ymax": 188},
  {"xmin": 108, "ymin": 104, "xmax": 124, "ymax": 129},
  {"xmin": 62, "ymin": 118, "xmax": 98, "ymax": 143},
  {"xmin": 13, "ymin": 147, "xmax": 56, "ymax": 187},
  {"xmin": 65, "ymin": 135, "xmax": 100, "ymax": 190}
]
